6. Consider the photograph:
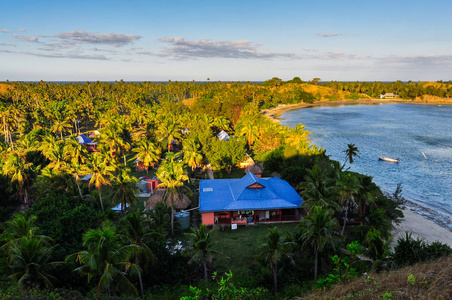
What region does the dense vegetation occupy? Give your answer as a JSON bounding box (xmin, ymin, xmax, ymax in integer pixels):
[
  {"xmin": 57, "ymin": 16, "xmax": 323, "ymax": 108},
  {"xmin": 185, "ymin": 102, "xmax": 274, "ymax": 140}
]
[{"xmin": 0, "ymin": 79, "xmax": 451, "ymax": 299}]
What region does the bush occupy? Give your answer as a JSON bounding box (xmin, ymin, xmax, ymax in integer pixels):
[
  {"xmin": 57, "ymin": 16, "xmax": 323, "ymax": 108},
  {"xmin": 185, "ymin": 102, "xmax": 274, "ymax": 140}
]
[{"xmin": 391, "ymin": 233, "xmax": 452, "ymax": 268}]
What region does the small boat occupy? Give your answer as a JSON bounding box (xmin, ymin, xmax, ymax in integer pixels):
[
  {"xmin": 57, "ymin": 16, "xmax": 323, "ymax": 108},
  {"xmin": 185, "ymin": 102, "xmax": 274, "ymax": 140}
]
[{"xmin": 379, "ymin": 157, "xmax": 400, "ymax": 163}]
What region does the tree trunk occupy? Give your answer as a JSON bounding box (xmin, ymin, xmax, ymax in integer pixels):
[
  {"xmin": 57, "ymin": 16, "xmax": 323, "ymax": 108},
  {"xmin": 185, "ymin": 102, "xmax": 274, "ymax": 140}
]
[
  {"xmin": 314, "ymin": 248, "xmax": 319, "ymax": 282},
  {"xmin": 341, "ymin": 201, "xmax": 348, "ymax": 236},
  {"xmin": 137, "ymin": 265, "xmax": 144, "ymax": 299},
  {"xmin": 171, "ymin": 206, "xmax": 175, "ymax": 237},
  {"xmin": 76, "ymin": 181, "xmax": 83, "ymax": 198},
  {"xmin": 99, "ymin": 190, "xmax": 105, "ymax": 212},
  {"xmin": 273, "ymin": 262, "xmax": 278, "ymax": 292},
  {"xmin": 124, "ymin": 154, "xmax": 127, "ymax": 167},
  {"xmin": 203, "ymin": 261, "xmax": 208, "ymax": 281}
]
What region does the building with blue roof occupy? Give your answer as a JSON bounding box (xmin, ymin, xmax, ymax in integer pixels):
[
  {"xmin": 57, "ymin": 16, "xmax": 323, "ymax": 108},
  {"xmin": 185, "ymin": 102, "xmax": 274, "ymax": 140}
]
[
  {"xmin": 76, "ymin": 134, "xmax": 99, "ymax": 152},
  {"xmin": 200, "ymin": 173, "xmax": 303, "ymax": 226}
]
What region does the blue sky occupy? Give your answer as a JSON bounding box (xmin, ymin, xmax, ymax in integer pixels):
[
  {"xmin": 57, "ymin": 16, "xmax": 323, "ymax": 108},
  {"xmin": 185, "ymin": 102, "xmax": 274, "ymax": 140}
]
[{"xmin": 1, "ymin": 0, "xmax": 451, "ymax": 81}]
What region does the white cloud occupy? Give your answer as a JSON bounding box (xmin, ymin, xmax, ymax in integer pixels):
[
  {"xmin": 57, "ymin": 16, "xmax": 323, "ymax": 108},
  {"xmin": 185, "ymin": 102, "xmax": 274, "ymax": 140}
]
[
  {"xmin": 316, "ymin": 33, "xmax": 343, "ymax": 37},
  {"xmin": 41, "ymin": 30, "xmax": 141, "ymax": 47},
  {"xmin": 12, "ymin": 35, "xmax": 39, "ymax": 42},
  {"xmin": 157, "ymin": 37, "xmax": 296, "ymax": 59}
]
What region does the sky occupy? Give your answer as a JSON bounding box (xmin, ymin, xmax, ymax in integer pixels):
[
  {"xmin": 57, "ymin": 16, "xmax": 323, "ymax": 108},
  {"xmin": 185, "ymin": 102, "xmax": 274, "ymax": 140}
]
[{"xmin": 1, "ymin": 0, "xmax": 451, "ymax": 82}]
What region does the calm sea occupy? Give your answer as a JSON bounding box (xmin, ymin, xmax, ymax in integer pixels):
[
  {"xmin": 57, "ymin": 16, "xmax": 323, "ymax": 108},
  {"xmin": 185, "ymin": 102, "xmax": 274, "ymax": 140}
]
[{"xmin": 281, "ymin": 104, "xmax": 452, "ymax": 228}]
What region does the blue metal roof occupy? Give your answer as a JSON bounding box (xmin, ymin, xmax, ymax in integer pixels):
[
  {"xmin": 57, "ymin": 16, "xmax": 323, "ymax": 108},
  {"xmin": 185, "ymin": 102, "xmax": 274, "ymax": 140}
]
[
  {"xmin": 77, "ymin": 134, "xmax": 93, "ymax": 145},
  {"xmin": 199, "ymin": 173, "xmax": 302, "ymax": 212}
]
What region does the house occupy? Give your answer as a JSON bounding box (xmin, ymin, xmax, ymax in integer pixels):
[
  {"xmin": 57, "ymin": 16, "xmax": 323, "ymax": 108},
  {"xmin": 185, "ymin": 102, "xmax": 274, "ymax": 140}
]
[
  {"xmin": 200, "ymin": 173, "xmax": 303, "ymax": 226},
  {"xmin": 216, "ymin": 130, "xmax": 230, "ymax": 141},
  {"xmin": 76, "ymin": 134, "xmax": 99, "ymax": 152},
  {"xmin": 380, "ymin": 93, "xmax": 398, "ymax": 99}
]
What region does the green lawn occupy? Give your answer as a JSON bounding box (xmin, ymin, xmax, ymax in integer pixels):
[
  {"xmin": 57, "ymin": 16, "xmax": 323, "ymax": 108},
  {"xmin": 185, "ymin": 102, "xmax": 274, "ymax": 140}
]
[{"xmin": 210, "ymin": 223, "xmax": 299, "ymax": 274}]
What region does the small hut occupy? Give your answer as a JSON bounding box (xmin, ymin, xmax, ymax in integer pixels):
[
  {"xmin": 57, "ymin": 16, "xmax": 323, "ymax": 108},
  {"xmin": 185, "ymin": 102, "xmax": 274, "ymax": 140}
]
[
  {"xmin": 145, "ymin": 189, "xmax": 191, "ymax": 210},
  {"xmin": 245, "ymin": 163, "xmax": 263, "ymax": 177}
]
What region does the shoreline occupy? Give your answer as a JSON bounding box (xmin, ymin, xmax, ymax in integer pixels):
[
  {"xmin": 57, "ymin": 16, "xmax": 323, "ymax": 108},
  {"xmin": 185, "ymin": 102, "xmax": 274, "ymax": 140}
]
[
  {"xmin": 261, "ymin": 98, "xmax": 452, "ymax": 122},
  {"xmin": 264, "ymin": 99, "xmax": 452, "ymax": 247}
]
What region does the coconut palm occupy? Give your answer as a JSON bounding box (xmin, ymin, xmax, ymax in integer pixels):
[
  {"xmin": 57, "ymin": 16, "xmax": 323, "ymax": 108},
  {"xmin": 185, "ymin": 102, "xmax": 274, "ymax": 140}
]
[
  {"xmin": 342, "ymin": 143, "xmax": 360, "ymax": 168},
  {"xmin": 258, "ymin": 227, "xmax": 294, "ymax": 292},
  {"xmin": 156, "ymin": 153, "xmax": 191, "ymax": 237},
  {"xmin": 118, "ymin": 211, "xmax": 156, "ymax": 298},
  {"xmin": 50, "ymin": 113, "xmax": 72, "ymax": 140},
  {"xmin": 2, "ymin": 152, "xmax": 32, "ymax": 204},
  {"xmin": 336, "ymin": 172, "xmax": 361, "ymax": 236},
  {"xmin": 182, "ymin": 138, "xmax": 204, "ymax": 171},
  {"xmin": 110, "ymin": 167, "xmax": 139, "ymax": 214},
  {"xmin": 285, "ymin": 124, "xmax": 311, "ymax": 148},
  {"xmin": 67, "ymin": 221, "xmax": 139, "ymax": 298},
  {"xmin": 184, "ymin": 224, "xmax": 217, "ymax": 281},
  {"xmin": 132, "ymin": 139, "xmax": 161, "ymax": 174},
  {"xmin": 6, "ymin": 235, "xmax": 60, "ymax": 288},
  {"xmin": 156, "ymin": 114, "xmax": 182, "ymax": 152},
  {"xmin": 1, "ymin": 214, "xmax": 58, "ymax": 288},
  {"xmin": 299, "ymin": 165, "xmax": 340, "ymax": 214},
  {"xmin": 87, "ymin": 153, "xmax": 115, "ymax": 212},
  {"xmin": 234, "ymin": 114, "xmax": 260, "ymax": 147},
  {"xmin": 298, "ymin": 206, "xmax": 338, "ymax": 282}
]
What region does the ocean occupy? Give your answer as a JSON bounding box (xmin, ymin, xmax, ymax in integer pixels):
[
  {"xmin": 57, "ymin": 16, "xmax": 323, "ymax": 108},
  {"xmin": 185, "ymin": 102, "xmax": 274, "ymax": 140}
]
[{"xmin": 280, "ymin": 103, "xmax": 452, "ymax": 228}]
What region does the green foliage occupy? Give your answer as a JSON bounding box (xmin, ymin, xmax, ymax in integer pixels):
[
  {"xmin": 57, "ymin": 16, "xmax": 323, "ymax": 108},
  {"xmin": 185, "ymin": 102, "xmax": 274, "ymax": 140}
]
[
  {"xmin": 180, "ymin": 271, "xmax": 269, "ymax": 300},
  {"xmin": 26, "ymin": 192, "xmax": 107, "ymax": 260},
  {"xmin": 0, "ymin": 286, "xmax": 71, "ymax": 300},
  {"xmin": 315, "ymin": 241, "xmax": 362, "ymax": 289},
  {"xmin": 391, "ymin": 233, "xmax": 452, "ymax": 268}
]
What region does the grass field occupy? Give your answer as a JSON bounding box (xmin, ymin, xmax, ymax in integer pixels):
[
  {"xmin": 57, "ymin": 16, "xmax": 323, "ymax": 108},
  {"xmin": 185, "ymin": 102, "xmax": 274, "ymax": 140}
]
[{"xmin": 210, "ymin": 223, "xmax": 299, "ymax": 273}]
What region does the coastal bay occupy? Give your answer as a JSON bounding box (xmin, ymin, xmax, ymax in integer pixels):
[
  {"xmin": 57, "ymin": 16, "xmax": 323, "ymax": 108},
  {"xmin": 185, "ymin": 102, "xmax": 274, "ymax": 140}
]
[{"xmin": 276, "ymin": 102, "xmax": 452, "ymax": 247}]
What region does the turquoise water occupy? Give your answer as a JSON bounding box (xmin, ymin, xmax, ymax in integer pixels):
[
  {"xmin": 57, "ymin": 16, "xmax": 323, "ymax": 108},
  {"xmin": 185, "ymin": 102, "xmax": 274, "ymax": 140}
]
[{"xmin": 281, "ymin": 104, "xmax": 452, "ymax": 227}]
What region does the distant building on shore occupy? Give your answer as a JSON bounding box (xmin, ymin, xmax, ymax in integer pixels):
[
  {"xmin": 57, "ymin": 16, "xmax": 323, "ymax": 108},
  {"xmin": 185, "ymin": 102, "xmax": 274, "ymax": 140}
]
[{"xmin": 380, "ymin": 93, "xmax": 399, "ymax": 99}]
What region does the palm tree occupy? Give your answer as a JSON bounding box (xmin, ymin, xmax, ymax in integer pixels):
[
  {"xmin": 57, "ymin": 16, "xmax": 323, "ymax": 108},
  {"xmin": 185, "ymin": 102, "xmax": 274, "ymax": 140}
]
[
  {"xmin": 132, "ymin": 139, "xmax": 161, "ymax": 174},
  {"xmin": 298, "ymin": 206, "xmax": 338, "ymax": 282},
  {"xmin": 87, "ymin": 153, "xmax": 115, "ymax": 212},
  {"xmin": 156, "ymin": 114, "xmax": 182, "ymax": 152},
  {"xmin": 2, "ymin": 152, "xmax": 32, "ymax": 204},
  {"xmin": 336, "ymin": 172, "xmax": 361, "ymax": 236},
  {"xmin": 156, "ymin": 153, "xmax": 191, "ymax": 237},
  {"xmin": 184, "ymin": 225, "xmax": 216, "ymax": 281},
  {"xmin": 118, "ymin": 212, "xmax": 156, "ymax": 298},
  {"xmin": 100, "ymin": 122, "xmax": 131, "ymax": 166},
  {"xmin": 182, "ymin": 138, "xmax": 204, "ymax": 171},
  {"xmin": 50, "ymin": 113, "xmax": 72, "ymax": 140},
  {"xmin": 1, "ymin": 214, "xmax": 58, "ymax": 289},
  {"xmin": 258, "ymin": 227, "xmax": 294, "ymax": 292},
  {"xmin": 6, "ymin": 235, "xmax": 60, "ymax": 288},
  {"xmin": 67, "ymin": 221, "xmax": 139, "ymax": 298},
  {"xmin": 342, "ymin": 143, "xmax": 360, "ymax": 168},
  {"xmin": 110, "ymin": 167, "xmax": 139, "ymax": 214},
  {"xmin": 299, "ymin": 165, "xmax": 340, "ymax": 214},
  {"xmin": 0, "ymin": 214, "xmax": 45, "ymax": 248},
  {"xmin": 356, "ymin": 175, "xmax": 381, "ymax": 221},
  {"xmin": 285, "ymin": 124, "xmax": 311, "ymax": 148},
  {"xmin": 234, "ymin": 114, "xmax": 260, "ymax": 147}
]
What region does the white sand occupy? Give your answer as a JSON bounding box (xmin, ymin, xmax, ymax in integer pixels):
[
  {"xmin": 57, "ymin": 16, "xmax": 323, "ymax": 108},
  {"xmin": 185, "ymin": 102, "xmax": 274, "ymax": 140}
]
[{"xmin": 392, "ymin": 208, "xmax": 452, "ymax": 247}]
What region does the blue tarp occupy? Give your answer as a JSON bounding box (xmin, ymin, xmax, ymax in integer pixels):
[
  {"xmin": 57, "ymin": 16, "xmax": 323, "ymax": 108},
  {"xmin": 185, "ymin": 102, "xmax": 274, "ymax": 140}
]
[
  {"xmin": 77, "ymin": 134, "xmax": 93, "ymax": 145},
  {"xmin": 199, "ymin": 173, "xmax": 302, "ymax": 212}
]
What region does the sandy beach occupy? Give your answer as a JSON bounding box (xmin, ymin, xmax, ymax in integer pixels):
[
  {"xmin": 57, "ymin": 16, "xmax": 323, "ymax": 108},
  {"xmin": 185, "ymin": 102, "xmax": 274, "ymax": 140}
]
[
  {"xmin": 393, "ymin": 208, "xmax": 452, "ymax": 247},
  {"xmin": 264, "ymin": 99, "xmax": 452, "ymax": 247}
]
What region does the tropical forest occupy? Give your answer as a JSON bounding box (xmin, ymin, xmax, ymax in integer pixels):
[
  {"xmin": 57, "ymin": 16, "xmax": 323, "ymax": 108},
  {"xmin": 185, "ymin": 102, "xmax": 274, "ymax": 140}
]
[{"xmin": 1, "ymin": 79, "xmax": 452, "ymax": 299}]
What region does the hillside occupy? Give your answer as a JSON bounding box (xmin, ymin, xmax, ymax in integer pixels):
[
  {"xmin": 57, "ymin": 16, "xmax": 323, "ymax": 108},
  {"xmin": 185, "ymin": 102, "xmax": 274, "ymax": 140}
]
[
  {"xmin": 302, "ymin": 255, "xmax": 452, "ymax": 299},
  {"xmin": 0, "ymin": 83, "xmax": 12, "ymax": 94}
]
